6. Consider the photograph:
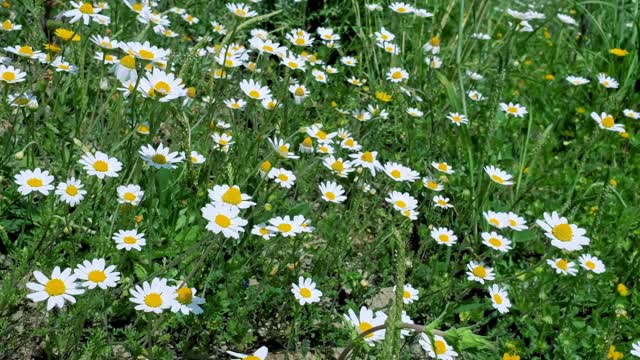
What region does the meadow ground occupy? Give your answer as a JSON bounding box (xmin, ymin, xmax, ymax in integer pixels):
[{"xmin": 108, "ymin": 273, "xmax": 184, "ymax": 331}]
[{"xmin": 0, "ymin": 0, "xmax": 639, "ymax": 359}]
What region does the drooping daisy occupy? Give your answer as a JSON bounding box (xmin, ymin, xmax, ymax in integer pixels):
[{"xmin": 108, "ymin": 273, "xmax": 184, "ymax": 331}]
[
  {"xmin": 212, "ymin": 132, "xmax": 234, "ymax": 152},
  {"xmin": 251, "ymin": 224, "xmax": 275, "ymax": 240},
  {"xmin": 481, "ymin": 231, "xmax": 512, "ymax": 252},
  {"xmin": 139, "ymin": 143, "xmax": 184, "ymax": 169},
  {"xmin": 547, "ymin": 258, "xmax": 578, "ymax": 276},
  {"xmin": 578, "ymin": 254, "xmax": 606, "ymax": 274},
  {"xmin": 557, "ymin": 13, "xmax": 577, "ymax": 25},
  {"xmin": 400, "ymin": 311, "xmax": 414, "ymax": 338},
  {"xmin": 269, "ymin": 137, "xmax": 300, "ymax": 160},
  {"xmin": 389, "ymin": 2, "xmax": 414, "ymax": 14},
  {"xmin": 406, "ymin": 107, "xmax": 424, "ymax": 117},
  {"xmin": 323, "ymin": 156, "xmax": 355, "ymax": 178},
  {"xmin": 466, "ymin": 261, "xmax": 495, "ymax": 284},
  {"xmin": 397, "ymin": 284, "xmax": 419, "ymax": 304},
  {"xmin": 383, "ymin": 162, "xmax": 420, "ymax": 182},
  {"xmin": 26, "ymin": 267, "xmax": 84, "ymax": 310},
  {"xmin": 201, "ymin": 203, "xmax": 247, "ymax": 239},
  {"xmin": 319, "ymin": 181, "xmax": 347, "ymax": 203},
  {"xmin": 431, "ymin": 227, "xmax": 457, "ymax": 246},
  {"xmin": 208, "ymin": 185, "xmax": 255, "ymax": 209},
  {"xmin": 0, "ymin": 65, "xmax": 26, "ymax": 83},
  {"xmin": 224, "ymin": 98, "xmax": 247, "ymax": 110},
  {"xmin": 129, "ymin": 277, "xmax": 175, "ymax": 314},
  {"xmin": 422, "ymin": 177, "xmax": 444, "ymax": 191},
  {"xmin": 425, "ymin": 56, "xmax": 442, "ymax": 69},
  {"xmin": 447, "ymin": 112, "xmax": 469, "ymax": 126},
  {"xmin": 467, "ymin": 90, "xmax": 485, "ymax": 101},
  {"xmin": 289, "ymin": 84, "xmax": 310, "ymax": 104},
  {"xmin": 226, "ymin": 2, "xmax": 257, "ymax": 18},
  {"xmin": 74, "ymin": 258, "xmax": 120, "ymax": 289},
  {"xmin": 79, "ymin": 151, "xmax": 122, "ymax": 179},
  {"xmin": 55, "ymin": 178, "xmax": 86, "ymax": 206},
  {"xmin": 261, "ymin": 97, "xmax": 281, "ymax": 110},
  {"xmin": 433, "ymin": 195, "xmax": 453, "ymax": 209},
  {"xmin": 386, "ymin": 67, "xmax": 409, "ymax": 82},
  {"xmin": 240, "ymin": 78, "xmax": 271, "ymax": 100},
  {"xmin": 623, "ymin": 109, "xmax": 639, "ymax": 119},
  {"xmin": 189, "ymin": 151, "xmax": 206, "ymax": 164},
  {"xmin": 268, "ymin": 168, "xmax": 297, "ymax": 188},
  {"xmin": 488, "ymin": 284, "xmax": 511, "ymax": 314},
  {"xmin": 536, "ymin": 211, "xmax": 590, "ymax": 251},
  {"xmin": 227, "ymin": 346, "xmax": 268, "ymax": 360},
  {"xmin": 344, "ymin": 306, "xmax": 387, "ymax": 345},
  {"xmin": 483, "ymin": 211, "xmax": 508, "ymax": 229},
  {"xmin": 420, "ymin": 334, "xmax": 458, "ymax": 359},
  {"xmin": 117, "ymin": 184, "xmax": 144, "ymax": 206},
  {"xmin": 565, "ymin": 75, "xmax": 589, "ymax": 86},
  {"xmin": 170, "ymin": 285, "xmax": 206, "ymax": 315},
  {"xmin": 385, "ymin": 191, "xmax": 418, "ymax": 211},
  {"xmin": 597, "ymin": 73, "xmax": 619, "ymax": 89},
  {"xmin": 484, "ymin": 165, "xmax": 514, "ymax": 185},
  {"xmin": 138, "ymin": 68, "xmax": 187, "ymax": 102},
  {"xmin": 4, "ymin": 45, "xmax": 43, "ymax": 60},
  {"xmin": 504, "ymin": 212, "xmax": 528, "ymax": 231},
  {"xmin": 15, "ymin": 168, "xmax": 55, "ymax": 196},
  {"xmin": 431, "ymin": 161, "xmax": 454, "ymax": 174},
  {"xmin": 291, "ymin": 277, "xmax": 322, "ymax": 305},
  {"xmin": 267, "ymin": 215, "xmax": 304, "ymax": 237},
  {"xmin": 500, "ymin": 102, "xmax": 527, "ymax": 118},
  {"xmin": 349, "ymin": 151, "xmax": 382, "ymax": 176},
  {"xmin": 113, "ymin": 229, "xmax": 146, "ymax": 251},
  {"xmin": 591, "ymin": 112, "xmax": 625, "ymax": 132}
]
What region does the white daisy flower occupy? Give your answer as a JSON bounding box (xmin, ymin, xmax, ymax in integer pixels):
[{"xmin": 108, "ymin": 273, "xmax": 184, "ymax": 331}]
[
  {"xmin": 484, "ymin": 165, "xmax": 514, "ymax": 185},
  {"xmin": 291, "ymin": 277, "xmax": 322, "ymax": 305},
  {"xmin": 201, "ymin": 203, "xmax": 248, "ymax": 239},
  {"xmin": 113, "ymin": 229, "xmax": 146, "ymax": 251},
  {"xmin": 488, "ymin": 284, "xmax": 511, "ymax": 314},
  {"xmin": 117, "ymin": 184, "xmax": 144, "ymax": 206},
  {"xmin": 536, "ymin": 211, "xmax": 590, "ymax": 251},
  {"xmin": 343, "ymin": 306, "xmax": 387, "ymax": 345},
  {"xmin": 227, "ymin": 346, "xmax": 268, "ymax": 360},
  {"xmin": 170, "ymin": 285, "xmax": 206, "ymax": 315},
  {"xmin": 139, "ymin": 143, "xmax": 184, "ymax": 169},
  {"xmin": 431, "ymin": 227, "xmax": 457, "ymax": 246},
  {"xmin": 481, "ymin": 231, "xmax": 512, "ymax": 252},
  {"xmin": 79, "ymin": 151, "xmax": 122, "ymax": 179},
  {"xmin": 74, "ymin": 258, "xmax": 120, "ymax": 289},
  {"xmin": 547, "ymin": 258, "xmax": 578, "ymax": 276},
  {"xmin": 419, "ymin": 334, "xmax": 458, "ymax": 360},
  {"xmin": 319, "ymin": 181, "xmax": 347, "ymax": 203},
  {"xmin": 268, "ymin": 168, "xmax": 297, "ymax": 188},
  {"xmin": 208, "ymin": 184, "xmax": 255, "ymax": 209},
  {"xmin": 26, "ymin": 267, "xmax": 85, "ymax": 310},
  {"xmin": 55, "ymin": 178, "xmax": 86, "ymax": 206},
  {"xmin": 15, "ymin": 168, "xmax": 55, "ymax": 196},
  {"xmin": 129, "ymin": 277, "xmax": 175, "ymax": 314},
  {"xmin": 578, "ymin": 254, "xmax": 605, "ymax": 274},
  {"xmin": 466, "ymin": 261, "xmax": 495, "ymax": 284}
]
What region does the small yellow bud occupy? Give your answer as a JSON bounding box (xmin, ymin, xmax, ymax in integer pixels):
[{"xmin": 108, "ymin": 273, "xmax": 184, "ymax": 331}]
[{"xmin": 617, "ymin": 283, "xmax": 629, "ymax": 297}]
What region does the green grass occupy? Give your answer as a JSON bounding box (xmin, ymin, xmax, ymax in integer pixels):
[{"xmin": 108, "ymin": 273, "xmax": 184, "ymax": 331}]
[{"xmin": 0, "ymin": 0, "xmax": 639, "ymax": 359}]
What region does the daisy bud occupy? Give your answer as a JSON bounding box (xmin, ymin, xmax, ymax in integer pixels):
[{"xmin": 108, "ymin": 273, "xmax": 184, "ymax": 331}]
[
  {"xmin": 99, "ymin": 78, "xmax": 109, "ymax": 90},
  {"xmin": 14, "ymin": 151, "xmax": 23, "ymax": 160},
  {"xmin": 264, "ymin": 203, "xmax": 272, "ymax": 211},
  {"xmin": 187, "ymin": 86, "xmax": 196, "ymax": 98}
]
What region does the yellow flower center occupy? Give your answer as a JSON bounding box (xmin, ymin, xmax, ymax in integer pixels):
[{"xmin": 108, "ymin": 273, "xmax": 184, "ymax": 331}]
[
  {"xmin": 493, "ymin": 293, "xmax": 503, "ymax": 305},
  {"xmin": 358, "ymin": 322, "xmax": 374, "ymax": 338},
  {"xmin": 277, "ymin": 174, "xmax": 289, "ymax": 182},
  {"xmin": 556, "ymin": 259, "xmax": 568, "ymax": 270},
  {"xmin": 138, "ymin": 49, "xmax": 155, "ymax": 60},
  {"xmin": 222, "ymin": 187, "xmax": 242, "ymax": 205},
  {"xmin": 295, "ymin": 37, "xmax": 305, "ymax": 45},
  {"xmin": 390, "ymin": 169, "xmax": 401, "ymax": 178},
  {"xmin": 154, "ymin": 81, "xmax": 171, "ymax": 94},
  {"xmin": 438, "ymin": 234, "xmax": 449, "ymax": 243},
  {"xmin": 259, "ymin": 228, "xmax": 269, "ymax": 235},
  {"xmin": 300, "ymin": 287, "xmax": 312, "ymax": 298},
  {"xmin": 144, "ymin": 293, "xmax": 162, "ymax": 307},
  {"xmin": 278, "ymin": 223, "xmax": 292, "ymax": 233},
  {"xmin": 331, "ymin": 161, "xmax": 344, "ymax": 172},
  {"xmin": 437, "ymin": 163, "xmax": 447, "ymax": 171},
  {"xmin": 403, "ymin": 290, "xmax": 411, "ymax": 299},
  {"xmin": 45, "ymin": 278, "xmax": 66, "ymax": 296},
  {"xmin": 132, "ymin": 2, "xmax": 143, "ymax": 11},
  {"xmin": 215, "ymin": 214, "xmax": 231, "ymax": 228},
  {"xmin": 344, "ymin": 139, "xmax": 355, "ymax": 147},
  {"xmin": 2, "ymin": 20, "xmax": 12, "ymax": 30},
  {"xmin": 391, "ymin": 71, "xmax": 402, "ymax": 79},
  {"xmin": 176, "ymin": 287, "xmax": 193, "ymax": 304},
  {"xmin": 248, "ymin": 90, "xmax": 260, "ymax": 98},
  {"xmin": 397, "ymin": 6, "xmax": 407, "ymax": 13},
  {"xmin": 585, "ymin": 261, "xmax": 595, "ymax": 270},
  {"xmin": 263, "ymin": 45, "xmax": 274, "ymax": 52},
  {"xmin": 244, "ymin": 357, "xmax": 259, "ymax": 360},
  {"xmin": 260, "ymin": 161, "xmax": 272, "ymax": 172},
  {"xmin": 434, "ymin": 340, "xmax": 447, "ymax": 355},
  {"xmin": 294, "ymin": 87, "xmax": 305, "ymax": 96},
  {"xmin": 551, "ymin": 223, "xmax": 573, "ymax": 242},
  {"xmin": 426, "ymin": 181, "xmax": 438, "ymax": 189},
  {"xmin": 120, "ymin": 55, "xmax": 136, "ymax": 69},
  {"xmin": 19, "ymin": 45, "xmax": 34, "ymax": 56},
  {"xmin": 491, "ymin": 175, "xmax": 504, "ymax": 184},
  {"xmin": 437, "ymin": 200, "xmax": 448, "ymax": 206},
  {"xmin": 360, "ymin": 151, "xmax": 374, "ymax": 163},
  {"xmin": 151, "ymin": 154, "xmax": 167, "ymax": 164},
  {"xmin": 123, "ymin": 236, "xmax": 137, "ymax": 244},
  {"xmin": 489, "ymin": 218, "xmax": 500, "ymax": 226},
  {"xmin": 235, "ymin": 9, "xmax": 247, "ymax": 17},
  {"xmin": 287, "ymin": 61, "xmax": 299, "ymax": 69},
  {"xmin": 79, "ymin": 2, "xmax": 94, "ymax": 14},
  {"xmin": 507, "ymin": 106, "xmax": 518, "ymax": 114},
  {"xmin": 325, "ymin": 192, "xmax": 336, "ymax": 200},
  {"xmin": 27, "ymin": 178, "xmax": 43, "ymax": 187},
  {"xmin": 473, "ymin": 266, "xmax": 487, "ymax": 278},
  {"xmin": 395, "ymin": 200, "xmax": 407, "ymax": 208},
  {"xmin": 123, "ymin": 192, "xmax": 136, "ymax": 202},
  {"xmin": 66, "ymin": 185, "xmax": 79, "ymax": 196},
  {"xmin": 509, "ymin": 219, "xmax": 517, "ymax": 227},
  {"xmin": 2, "ymin": 72, "xmax": 16, "ymax": 81},
  {"xmin": 601, "ymin": 115, "xmax": 615, "ymax": 128},
  {"xmin": 488, "ymin": 237, "xmax": 502, "ymax": 247},
  {"xmin": 93, "ymin": 160, "xmax": 109, "ymax": 172},
  {"xmin": 88, "ymin": 270, "xmax": 106, "ymax": 283}
]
